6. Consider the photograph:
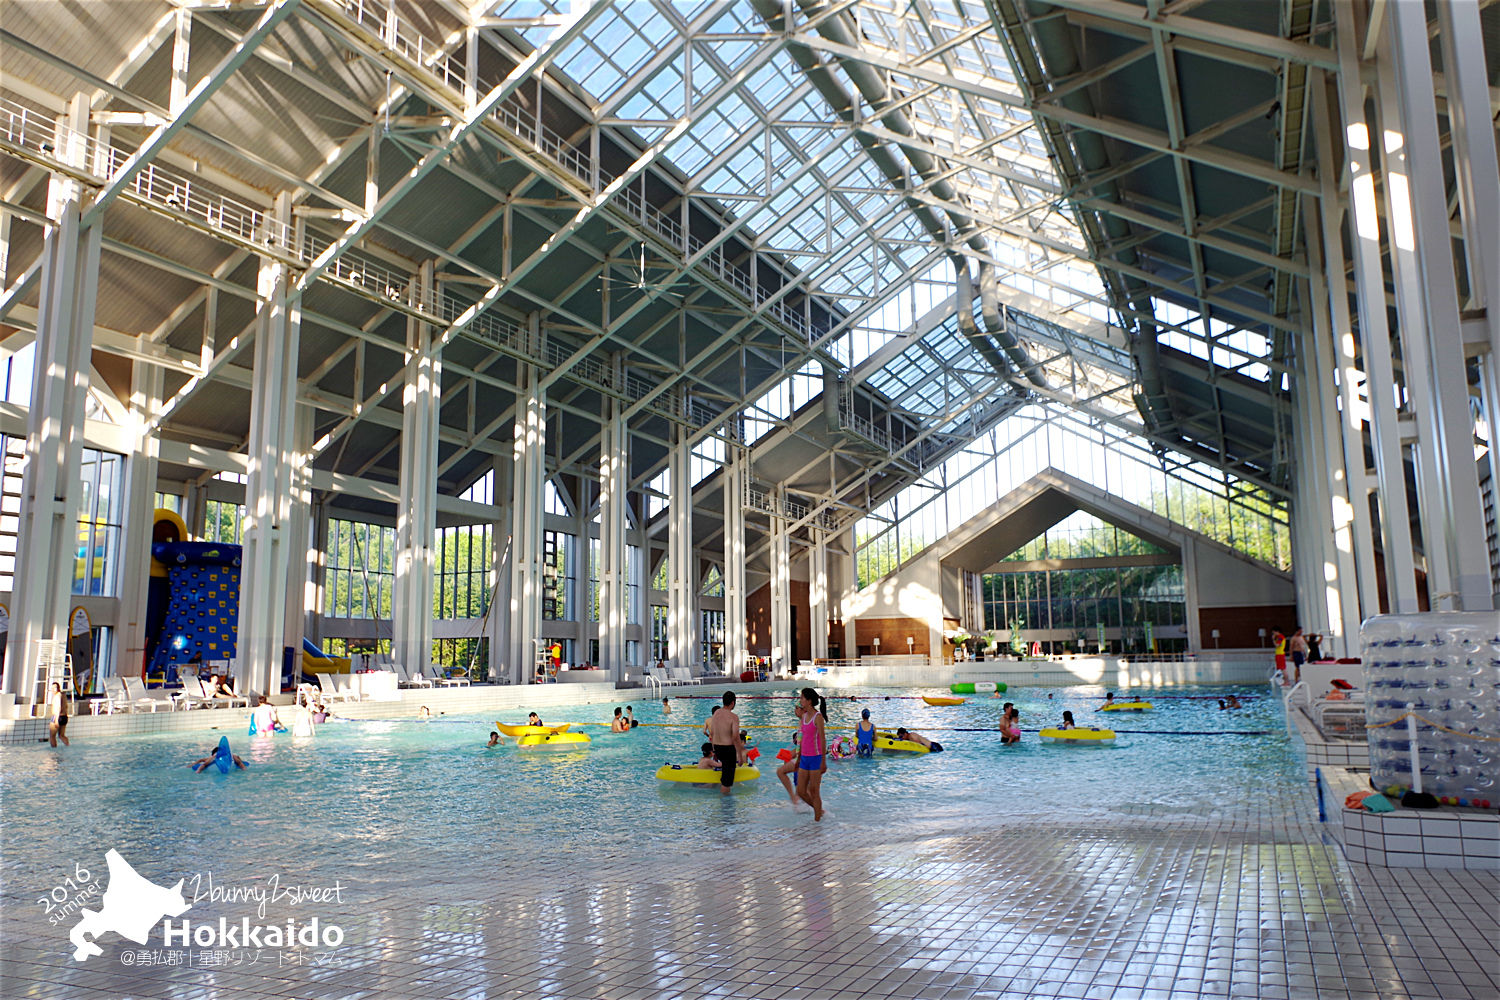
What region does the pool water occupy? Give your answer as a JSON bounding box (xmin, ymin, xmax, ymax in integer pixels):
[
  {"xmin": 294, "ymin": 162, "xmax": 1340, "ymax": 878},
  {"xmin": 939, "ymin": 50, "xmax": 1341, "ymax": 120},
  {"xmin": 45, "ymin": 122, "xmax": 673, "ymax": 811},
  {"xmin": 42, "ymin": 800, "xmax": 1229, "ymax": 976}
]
[{"xmin": 0, "ymin": 685, "xmax": 1299, "ymax": 887}]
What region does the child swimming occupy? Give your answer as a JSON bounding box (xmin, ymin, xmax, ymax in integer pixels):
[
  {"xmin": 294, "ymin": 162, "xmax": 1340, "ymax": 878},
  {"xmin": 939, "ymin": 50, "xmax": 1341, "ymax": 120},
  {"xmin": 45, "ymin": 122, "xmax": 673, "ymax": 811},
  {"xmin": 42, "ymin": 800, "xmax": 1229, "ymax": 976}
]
[{"xmin": 1060, "ymin": 711, "xmax": 1075, "ymax": 730}]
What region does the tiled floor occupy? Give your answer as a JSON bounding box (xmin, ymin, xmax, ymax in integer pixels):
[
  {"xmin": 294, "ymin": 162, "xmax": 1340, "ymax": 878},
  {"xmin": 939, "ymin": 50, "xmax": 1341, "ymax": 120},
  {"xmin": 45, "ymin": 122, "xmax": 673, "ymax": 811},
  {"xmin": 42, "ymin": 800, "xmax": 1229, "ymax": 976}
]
[{"xmin": 3, "ymin": 789, "xmax": 1496, "ymax": 1000}]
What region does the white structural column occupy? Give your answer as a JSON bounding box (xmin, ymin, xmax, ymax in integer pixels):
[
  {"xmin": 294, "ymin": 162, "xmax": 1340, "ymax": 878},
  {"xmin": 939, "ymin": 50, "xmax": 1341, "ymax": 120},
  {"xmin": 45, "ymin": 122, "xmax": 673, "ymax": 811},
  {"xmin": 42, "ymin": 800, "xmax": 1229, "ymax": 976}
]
[
  {"xmin": 281, "ymin": 406, "xmax": 314, "ymax": 660},
  {"xmin": 236, "ymin": 193, "xmax": 302, "ymax": 699},
  {"xmin": 116, "ymin": 363, "xmax": 164, "ymax": 680},
  {"xmin": 392, "ymin": 261, "xmax": 440, "ymax": 676},
  {"xmin": 1310, "ymin": 74, "xmax": 1382, "ymax": 627},
  {"xmin": 808, "ymin": 527, "xmax": 829, "ymax": 661},
  {"xmin": 572, "ymin": 478, "xmax": 592, "ymax": 662},
  {"xmin": 1331, "ymin": 1, "xmax": 1418, "ymax": 612},
  {"xmin": 5, "ymin": 94, "xmax": 102, "ymax": 703},
  {"xmin": 769, "ymin": 485, "xmax": 793, "ymax": 672},
  {"xmin": 508, "ymin": 344, "xmax": 546, "ymax": 684},
  {"xmin": 1437, "ymin": 0, "xmax": 1500, "ymax": 602},
  {"xmin": 722, "ymin": 447, "xmax": 748, "ymax": 677},
  {"xmin": 597, "ymin": 375, "xmax": 629, "ymax": 681},
  {"xmin": 667, "ymin": 424, "xmax": 696, "ymax": 668},
  {"xmin": 1381, "ymin": 5, "xmax": 1492, "ymax": 609},
  {"xmin": 486, "ymin": 456, "xmax": 513, "ymax": 677}
]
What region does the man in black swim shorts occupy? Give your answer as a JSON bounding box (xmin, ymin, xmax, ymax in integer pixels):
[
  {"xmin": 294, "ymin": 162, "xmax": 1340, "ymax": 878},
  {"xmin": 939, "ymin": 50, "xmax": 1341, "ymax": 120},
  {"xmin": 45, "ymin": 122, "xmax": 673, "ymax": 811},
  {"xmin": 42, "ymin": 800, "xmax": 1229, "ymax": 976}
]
[{"xmin": 706, "ymin": 690, "xmax": 742, "ymax": 793}]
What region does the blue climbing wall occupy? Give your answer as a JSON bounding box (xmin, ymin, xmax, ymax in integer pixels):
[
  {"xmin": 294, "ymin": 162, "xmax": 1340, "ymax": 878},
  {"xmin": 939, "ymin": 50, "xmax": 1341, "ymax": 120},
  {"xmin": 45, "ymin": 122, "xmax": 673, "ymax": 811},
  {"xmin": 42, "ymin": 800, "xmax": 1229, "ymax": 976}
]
[{"xmin": 147, "ymin": 542, "xmax": 241, "ymax": 681}]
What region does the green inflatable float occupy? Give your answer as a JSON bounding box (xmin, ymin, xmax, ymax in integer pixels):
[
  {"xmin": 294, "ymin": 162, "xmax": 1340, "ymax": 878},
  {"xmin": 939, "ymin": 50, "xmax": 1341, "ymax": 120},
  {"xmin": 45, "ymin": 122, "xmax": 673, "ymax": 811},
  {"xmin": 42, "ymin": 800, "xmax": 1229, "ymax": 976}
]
[{"xmin": 950, "ymin": 681, "xmax": 1006, "ymax": 694}]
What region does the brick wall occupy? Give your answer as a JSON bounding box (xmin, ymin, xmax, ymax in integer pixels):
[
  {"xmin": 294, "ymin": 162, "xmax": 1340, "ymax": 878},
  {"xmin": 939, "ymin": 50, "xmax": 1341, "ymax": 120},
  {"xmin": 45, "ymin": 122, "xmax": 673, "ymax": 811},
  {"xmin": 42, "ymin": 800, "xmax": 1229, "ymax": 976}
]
[
  {"xmin": 1197, "ymin": 604, "xmax": 1297, "ymax": 649},
  {"xmin": 746, "ymin": 580, "xmax": 811, "ymax": 662}
]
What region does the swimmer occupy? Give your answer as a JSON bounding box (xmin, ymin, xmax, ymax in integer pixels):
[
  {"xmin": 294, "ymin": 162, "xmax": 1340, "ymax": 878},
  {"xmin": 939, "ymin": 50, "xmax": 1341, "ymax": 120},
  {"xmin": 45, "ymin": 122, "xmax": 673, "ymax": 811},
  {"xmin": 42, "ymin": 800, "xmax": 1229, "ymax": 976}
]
[
  {"xmin": 855, "ymin": 708, "xmax": 876, "ymax": 757},
  {"xmin": 1218, "ymin": 699, "xmax": 1228, "ymax": 710},
  {"xmin": 528, "ymin": 712, "xmax": 543, "ymax": 727},
  {"xmin": 706, "ymin": 691, "xmax": 743, "ymax": 796},
  {"xmin": 895, "ymin": 727, "xmax": 944, "ymax": 753},
  {"xmin": 611, "ymin": 707, "xmax": 629, "ymax": 733},
  {"xmin": 662, "ymin": 697, "xmax": 672, "ymax": 716},
  {"xmin": 486, "ymin": 731, "xmax": 502, "ymax": 747},
  {"xmin": 1226, "ymin": 695, "xmax": 1243, "ymax": 709},
  {"xmin": 192, "ymin": 743, "xmax": 246, "ymax": 772},
  {"xmin": 698, "ymin": 742, "xmax": 720, "ymax": 770},
  {"xmin": 795, "ymin": 687, "xmax": 828, "ymax": 821},
  {"xmin": 418, "ymin": 705, "xmax": 431, "ymax": 720},
  {"xmin": 702, "ymin": 704, "xmax": 720, "ymax": 739},
  {"xmin": 1060, "ymin": 711, "xmax": 1076, "ymax": 730},
  {"xmin": 1103, "ymin": 692, "xmax": 1116, "ymax": 706},
  {"xmin": 999, "ymin": 707, "xmax": 1021, "ymax": 744}
]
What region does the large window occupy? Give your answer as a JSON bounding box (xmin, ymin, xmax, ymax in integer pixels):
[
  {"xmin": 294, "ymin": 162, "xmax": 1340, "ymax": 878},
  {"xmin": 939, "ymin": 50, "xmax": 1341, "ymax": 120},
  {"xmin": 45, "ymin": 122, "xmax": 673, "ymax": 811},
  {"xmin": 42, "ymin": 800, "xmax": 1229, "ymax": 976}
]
[
  {"xmin": 203, "ymin": 499, "xmax": 246, "ymax": 544},
  {"xmin": 435, "ymin": 524, "xmax": 491, "ymax": 620},
  {"xmin": 700, "ymin": 609, "xmax": 725, "ymax": 671},
  {"xmin": 432, "ymin": 637, "xmax": 488, "ymax": 681},
  {"xmin": 982, "ymin": 565, "xmax": 1185, "ymax": 648},
  {"xmin": 74, "ymin": 449, "xmax": 124, "ymax": 596},
  {"xmin": 153, "ymin": 492, "xmax": 183, "ymax": 514},
  {"xmin": 542, "ymin": 530, "xmax": 573, "ymax": 621},
  {"xmin": 325, "ymin": 519, "xmax": 395, "ymax": 619},
  {"xmin": 0, "ymin": 433, "xmax": 24, "ymax": 591},
  {"xmin": 650, "ymin": 604, "xmax": 669, "ymax": 662}
]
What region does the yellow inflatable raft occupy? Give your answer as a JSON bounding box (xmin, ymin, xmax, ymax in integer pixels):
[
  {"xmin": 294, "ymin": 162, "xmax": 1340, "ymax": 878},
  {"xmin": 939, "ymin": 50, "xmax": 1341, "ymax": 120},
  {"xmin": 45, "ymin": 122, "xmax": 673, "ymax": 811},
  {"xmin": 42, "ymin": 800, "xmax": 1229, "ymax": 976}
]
[
  {"xmin": 1100, "ymin": 701, "xmax": 1153, "ymax": 712},
  {"xmin": 656, "ymin": 764, "xmax": 760, "ymax": 785},
  {"xmin": 1039, "ymin": 727, "xmax": 1116, "ymax": 744},
  {"xmin": 922, "ymin": 696, "xmax": 965, "ymax": 706},
  {"xmin": 873, "ymin": 736, "xmax": 930, "ymax": 754},
  {"xmin": 515, "ymin": 732, "xmax": 591, "ymax": 750},
  {"xmin": 494, "ymin": 722, "xmax": 571, "ymax": 738}
]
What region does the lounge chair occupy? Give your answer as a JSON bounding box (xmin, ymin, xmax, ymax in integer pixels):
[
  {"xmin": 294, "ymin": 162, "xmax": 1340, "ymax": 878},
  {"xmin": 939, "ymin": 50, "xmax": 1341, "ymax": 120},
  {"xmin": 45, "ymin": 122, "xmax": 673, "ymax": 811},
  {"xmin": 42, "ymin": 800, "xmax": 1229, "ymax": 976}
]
[
  {"xmin": 425, "ymin": 664, "xmax": 468, "ymax": 687},
  {"xmin": 670, "ymin": 666, "xmax": 702, "ymax": 687},
  {"xmin": 396, "ymin": 662, "xmax": 433, "ymax": 688},
  {"xmin": 332, "ymin": 673, "xmax": 364, "ymax": 702},
  {"xmin": 98, "ymin": 676, "xmax": 151, "ymax": 714},
  {"xmin": 315, "ymin": 674, "xmax": 354, "ymax": 704},
  {"xmin": 174, "ymin": 676, "xmax": 215, "ymax": 710},
  {"xmin": 122, "ymin": 677, "xmax": 176, "ymax": 712}
]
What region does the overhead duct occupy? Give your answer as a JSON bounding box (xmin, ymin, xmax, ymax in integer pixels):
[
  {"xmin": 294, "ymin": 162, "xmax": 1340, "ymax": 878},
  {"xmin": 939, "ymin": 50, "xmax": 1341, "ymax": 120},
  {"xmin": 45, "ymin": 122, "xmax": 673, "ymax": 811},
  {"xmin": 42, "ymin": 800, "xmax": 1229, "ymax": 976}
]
[{"xmin": 750, "ymin": 0, "xmax": 1049, "ymax": 390}]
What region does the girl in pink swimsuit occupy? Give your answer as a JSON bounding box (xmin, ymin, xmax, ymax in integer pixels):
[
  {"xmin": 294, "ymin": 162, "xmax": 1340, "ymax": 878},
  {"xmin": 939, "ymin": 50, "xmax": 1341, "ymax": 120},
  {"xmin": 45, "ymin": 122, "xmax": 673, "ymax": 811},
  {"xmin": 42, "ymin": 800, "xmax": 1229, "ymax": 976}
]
[{"xmin": 795, "ymin": 687, "xmax": 828, "ymax": 821}]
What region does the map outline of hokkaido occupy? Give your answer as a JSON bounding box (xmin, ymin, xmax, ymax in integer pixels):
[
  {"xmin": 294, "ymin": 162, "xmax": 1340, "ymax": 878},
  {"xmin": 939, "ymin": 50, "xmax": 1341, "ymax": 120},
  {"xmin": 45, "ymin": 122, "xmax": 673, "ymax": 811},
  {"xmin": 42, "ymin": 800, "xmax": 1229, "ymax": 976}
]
[{"xmin": 69, "ymin": 849, "xmax": 192, "ymax": 961}]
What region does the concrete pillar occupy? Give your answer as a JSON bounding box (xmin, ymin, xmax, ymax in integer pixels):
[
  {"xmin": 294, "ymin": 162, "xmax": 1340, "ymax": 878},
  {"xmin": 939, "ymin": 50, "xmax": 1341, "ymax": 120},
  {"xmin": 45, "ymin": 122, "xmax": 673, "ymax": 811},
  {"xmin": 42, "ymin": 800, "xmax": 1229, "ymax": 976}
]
[
  {"xmin": 486, "ymin": 456, "xmax": 513, "ymax": 678},
  {"xmin": 1332, "ymin": 1, "xmax": 1419, "ymax": 612},
  {"xmin": 808, "ymin": 526, "xmax": 829, "ymax": 661},
  {"xmin": 667, "ymin": 424, "xmax": 696, "ymax": 668},
  {"xmin": 307, "ymin": 496, "xmax": 329, "ymax": 647},
  {"xmin": 722, "ymin": 446, "xmax": 747, "ymax": 676},
  {"xmin": 392, "ymin": 261, "xmax": 440, "ymax": 675},
  {"xmin": 236, "ymin": 193, "xmax": 302, "ymax": 700},
  {"xmin": 598, "ymin": 373, "xmax": 628, "ymax": 681},
  {"xmin": 1376, "ymin": 6, "xmax": 1491, "ymax": 609},
  {"xmin": 571, "ymin": 476, "xmax": 592, "ymax": 662},
  {"xmin": 508, "ymin": 342, "xmax": 546, "ymax": 684},
  {"xmin": 281, "ymin": 406, "xmax": 314, "ymax": 661},
  {"xmin": 5, "ymin": 94, "xmax": 102, "ymax": 705},
  {"xmin": 117, "ymin": 363, "xmax": 163, "ymax": 680},
  {"xmin": 769, "ymin": 484, "xmax": 792, "ymax": 671}
]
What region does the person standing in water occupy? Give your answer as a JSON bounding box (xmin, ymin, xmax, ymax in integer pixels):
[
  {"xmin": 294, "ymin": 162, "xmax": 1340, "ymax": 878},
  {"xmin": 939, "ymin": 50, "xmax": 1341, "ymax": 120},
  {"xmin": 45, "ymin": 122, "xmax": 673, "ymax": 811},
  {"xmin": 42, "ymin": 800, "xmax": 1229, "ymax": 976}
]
[
  {"xmin": 855, "ymin": 708, "xmax": 876, "ymax": 757},
  {"xmin": 47, "ymin": 682, "xmax": 70, "ymax": 747},
  {"xmin": 662, "ymin": 697, "xmax": 672, "ymax": 716},
  {"xmin": 795, "ymin": 687, "xmax": 828, "ymax": 821},
  {"xmin": 706, "ymin": 691, "xmax": 744, "ymax": 795}
]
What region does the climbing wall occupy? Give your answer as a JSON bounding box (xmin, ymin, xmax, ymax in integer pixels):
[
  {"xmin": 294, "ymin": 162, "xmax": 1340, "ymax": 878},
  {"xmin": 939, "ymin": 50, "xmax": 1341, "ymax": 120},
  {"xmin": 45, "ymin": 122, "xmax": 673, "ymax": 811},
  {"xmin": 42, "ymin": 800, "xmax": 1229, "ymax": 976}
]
[{"xmin": 147, "ymin": 543, "xmax": 241, "ymax": 680}]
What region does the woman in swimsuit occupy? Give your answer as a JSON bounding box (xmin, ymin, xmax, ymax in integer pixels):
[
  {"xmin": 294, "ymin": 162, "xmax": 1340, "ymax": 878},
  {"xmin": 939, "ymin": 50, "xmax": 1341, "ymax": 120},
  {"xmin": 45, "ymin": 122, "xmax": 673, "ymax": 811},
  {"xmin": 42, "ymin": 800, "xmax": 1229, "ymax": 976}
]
[
  {"xmin": 855, "ymin": 709, "xmax": 876, "ymax": 757},
  {"xmin": 794, "ymin": 687, "xmax": 827, "ymax": 821}
]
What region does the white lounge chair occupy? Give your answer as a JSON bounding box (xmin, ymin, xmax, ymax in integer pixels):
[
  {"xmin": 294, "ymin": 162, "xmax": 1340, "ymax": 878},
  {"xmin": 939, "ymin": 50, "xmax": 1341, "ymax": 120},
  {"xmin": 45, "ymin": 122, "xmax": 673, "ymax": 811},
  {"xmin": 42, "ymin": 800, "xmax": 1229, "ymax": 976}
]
[
  {"xmin": 315, "ymin": 674, "xmax": 354, "ymax": 704},
  {"xmin": 396, "ymin": 662, "xmax": 433, "ymax": 688},
  {"xmin": 122, "ymin": 677, "xmax": 176, "ymax": 712},
  {"xmin": 174, "ymin": 676, "xmax": 215, "ymax": 710},
  {"xmin": 332, "ymin": 673, "xmax": 364, "ymax": 702},
  {"xmin": 421, "ymin": 664, "xmax": 468, "ymax": 687},
  {"xmin": 670, "ymin": 666, "xmax": 702, "ymax": 687},
  {"xmin": 99, "ymin": 676, "xmax": 150, "ymax": 714}
]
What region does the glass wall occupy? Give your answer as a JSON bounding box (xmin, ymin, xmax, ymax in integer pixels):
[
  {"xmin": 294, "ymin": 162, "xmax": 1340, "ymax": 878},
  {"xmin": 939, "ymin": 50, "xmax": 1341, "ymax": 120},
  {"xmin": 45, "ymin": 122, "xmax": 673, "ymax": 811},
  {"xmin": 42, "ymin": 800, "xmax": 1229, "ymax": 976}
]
[
  {"xmin": 74, "ymin": 449, "xmax": 124, "ymax": 596},
  {"xmin": 435, "ymin": 524, "xmax": 491, "ymax": 620},
  {"xmin": 542, "ymin": 529, "xmax": 573, "ymax": 621},
  {"xmin": 700, "ymin": 608, "xmax": 725, "ymax": 671},
  {"xmin": 203, "ymin": 499, "xmax": 245, "ymax": 544},
  {"xmin": 855, "ymin": 402, "xmax": 1290, "ymax": 589},
  {"xmin": 324, "ymin": 519, "xmax": 395, "ymax": 619}
]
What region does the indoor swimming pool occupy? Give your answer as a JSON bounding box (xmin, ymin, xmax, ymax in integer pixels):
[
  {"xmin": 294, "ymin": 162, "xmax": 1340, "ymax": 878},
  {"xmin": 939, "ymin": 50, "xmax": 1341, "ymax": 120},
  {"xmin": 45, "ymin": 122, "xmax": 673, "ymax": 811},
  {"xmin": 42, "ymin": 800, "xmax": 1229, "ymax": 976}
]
[{"xmin": 2, "ymin": 685, "xmax": 1493, "ymax": 1000}]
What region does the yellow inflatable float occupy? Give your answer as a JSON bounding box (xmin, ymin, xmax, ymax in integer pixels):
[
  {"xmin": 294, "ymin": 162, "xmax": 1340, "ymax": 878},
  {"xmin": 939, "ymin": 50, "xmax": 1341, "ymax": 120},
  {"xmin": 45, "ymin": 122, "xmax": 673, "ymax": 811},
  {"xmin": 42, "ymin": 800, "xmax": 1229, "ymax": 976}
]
[
  {"xmin": 1100, "ymin": 701, "xmax": 1153, "ymax": 712},
  {"xmin": 515, "ymin": 732, "xmax": 591, "ymax": 750},
  {"xmin": 922, "ymin": 696, "xmax": 965, "ymax": 706},
  {"xmin": 495, "ymin": 722, "xmax": 571, "ymax": 737},
  {"xmin": 873, "ymin": 736, "xmax": 930, "ymax": 754},
  {"xmin": 1039, "ymin": 727, "xmax": 1116, "ymax": 744},
  {"xmin": 655, "ymin": 764, "xmax": 760, "ymax": 785}
]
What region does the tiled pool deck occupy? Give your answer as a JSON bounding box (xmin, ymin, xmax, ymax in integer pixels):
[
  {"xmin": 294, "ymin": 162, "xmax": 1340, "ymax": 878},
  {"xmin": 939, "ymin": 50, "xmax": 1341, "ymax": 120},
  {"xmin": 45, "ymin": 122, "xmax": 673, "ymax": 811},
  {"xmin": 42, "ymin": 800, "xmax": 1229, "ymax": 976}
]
[{"xmin": 2, "ymin": 788, "xmax": 1496, "ymax": 999}]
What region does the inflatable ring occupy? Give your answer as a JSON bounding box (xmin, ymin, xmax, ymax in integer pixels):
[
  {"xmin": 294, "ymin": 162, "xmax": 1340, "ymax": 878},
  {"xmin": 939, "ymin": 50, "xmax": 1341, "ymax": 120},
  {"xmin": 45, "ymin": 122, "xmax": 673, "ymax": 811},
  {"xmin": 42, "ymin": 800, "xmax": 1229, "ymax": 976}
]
[
  {"xmin": 515, "ymin": 732, "xmax": 591, "ymax": 750},
  {"xmin": 1039, "ymin": 727, "xmax": 1115, "ymax": 744},
  {"xmin": 829, "ymin": 736, "xmax": 854, "ymax": 760},
  {"xmin": 656, "ymin": 764, "xmax": 759, "ymax": 785}
]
